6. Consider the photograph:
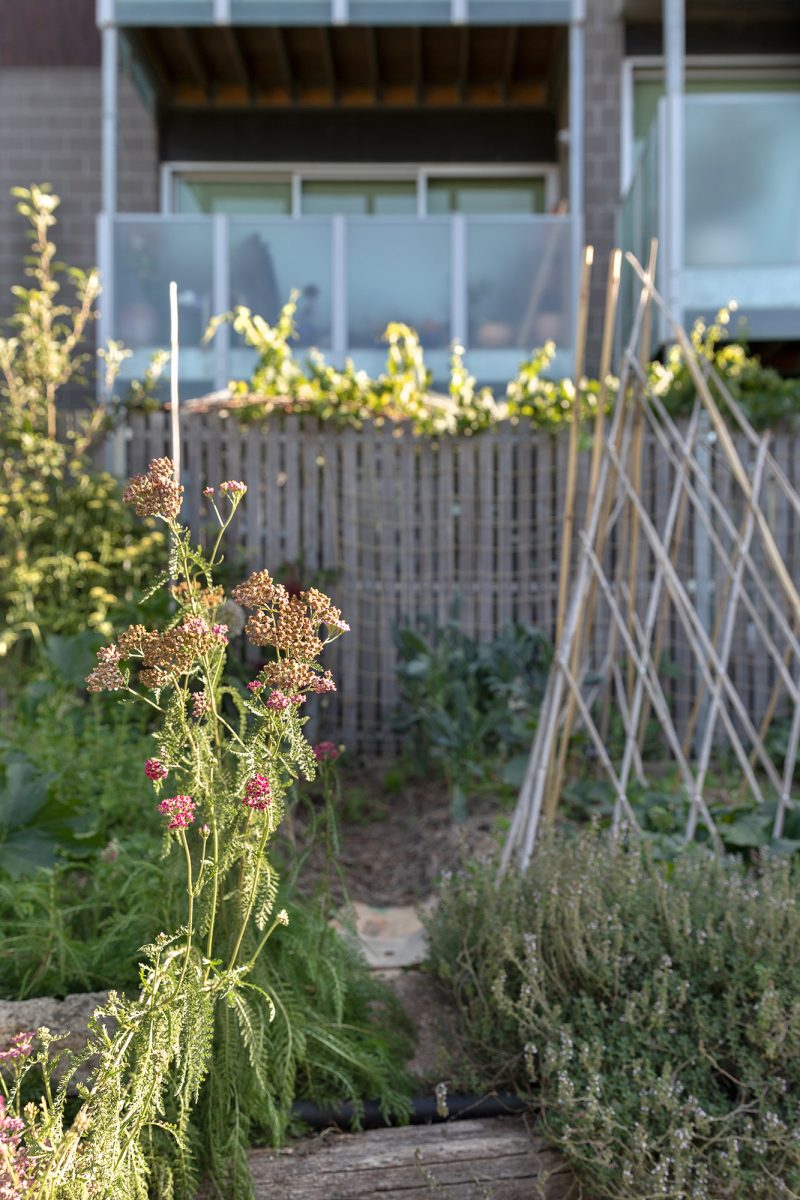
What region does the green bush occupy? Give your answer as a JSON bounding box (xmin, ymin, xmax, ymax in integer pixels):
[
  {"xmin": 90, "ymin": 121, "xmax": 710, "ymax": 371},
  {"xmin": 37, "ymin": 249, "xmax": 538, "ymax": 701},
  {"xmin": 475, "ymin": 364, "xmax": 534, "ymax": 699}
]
[
  {"xmin": 0, "ymin": 185, "xmax": 164, "ymax": 667},
  {"xmin": 393, "ymin": 615, "xmax": 551, "ymax": 820},
  {"xmin": 427, "ymin": 830, "xmax": 800, "ymax": 1199},
  {"xmin": 207, "ymin": 294, "xmax": 799, "ymax": 438}
]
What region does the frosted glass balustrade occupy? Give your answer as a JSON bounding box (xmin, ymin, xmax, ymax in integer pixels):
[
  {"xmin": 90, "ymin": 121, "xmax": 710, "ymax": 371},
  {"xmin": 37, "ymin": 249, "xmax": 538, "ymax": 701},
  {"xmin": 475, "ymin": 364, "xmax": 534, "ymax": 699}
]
[{"xmin": 346, "ymin": 219, "xmax": 452, "ymax": 352}]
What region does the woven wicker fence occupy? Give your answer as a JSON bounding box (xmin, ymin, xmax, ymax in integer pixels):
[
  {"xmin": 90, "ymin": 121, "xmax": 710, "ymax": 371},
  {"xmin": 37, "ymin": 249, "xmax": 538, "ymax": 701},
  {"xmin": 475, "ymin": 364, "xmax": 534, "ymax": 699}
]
[{"xmin": 124, "ymin": 411, "xmax": 800, "ymax": 755}]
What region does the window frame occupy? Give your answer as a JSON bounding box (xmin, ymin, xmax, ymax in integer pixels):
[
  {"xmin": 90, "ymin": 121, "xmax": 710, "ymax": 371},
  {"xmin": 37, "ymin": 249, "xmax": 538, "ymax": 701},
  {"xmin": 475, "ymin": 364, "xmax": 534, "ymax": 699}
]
[
  {"xmin": 620, "ymin": 54, "xmax": 800, "ymax": 195},
  {"xmin": 161, "ymin": 161, "xmax": 561, "ymax": 216}
]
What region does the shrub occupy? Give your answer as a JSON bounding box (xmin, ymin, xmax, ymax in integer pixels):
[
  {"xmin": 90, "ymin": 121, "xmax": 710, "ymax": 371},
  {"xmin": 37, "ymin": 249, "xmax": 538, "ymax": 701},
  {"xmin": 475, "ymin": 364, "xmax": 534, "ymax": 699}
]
[
  {"xmin": 0, "ymin": 185, "xmax": 163, "ymax": 667},
  {"xmin": 393, "ymin": 615, "xmax": 551, "ymax": 820},
  {"xmin": 207, "ymin": 295, "xmax": 799, "ymax": 438},
  {"xmin": 427, "ymin": 830, "xmax": 800, "ymax": 1199}
]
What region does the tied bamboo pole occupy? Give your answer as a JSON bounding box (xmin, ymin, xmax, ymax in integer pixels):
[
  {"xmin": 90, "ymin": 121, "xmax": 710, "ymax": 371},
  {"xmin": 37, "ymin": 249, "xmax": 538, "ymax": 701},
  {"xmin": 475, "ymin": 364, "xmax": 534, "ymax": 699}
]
[
  {"xmin": 501, "ymin": 257, "xmax": 654, "ymax": 875},
  {"xmin": 547, "ymin": 250, "xmax": 622, "ymax": 818},
  {"xmin": 555, "ymin": 246, "xmax": 594, "ymax": 645}
]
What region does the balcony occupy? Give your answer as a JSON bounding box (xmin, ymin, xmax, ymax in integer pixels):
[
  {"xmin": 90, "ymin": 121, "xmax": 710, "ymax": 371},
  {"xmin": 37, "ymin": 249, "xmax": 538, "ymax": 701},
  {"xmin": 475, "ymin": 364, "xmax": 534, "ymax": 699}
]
[
  {"xmin": 99, "ymin": 214, "xmax": 574, "ymax": 397},
  {"xmin": 619, "ymin": 93, "xmax": 800, "ymax": 347},
  {"xmin": 109, "ymin": 0, "xmax": 571, "ymax": 26}
]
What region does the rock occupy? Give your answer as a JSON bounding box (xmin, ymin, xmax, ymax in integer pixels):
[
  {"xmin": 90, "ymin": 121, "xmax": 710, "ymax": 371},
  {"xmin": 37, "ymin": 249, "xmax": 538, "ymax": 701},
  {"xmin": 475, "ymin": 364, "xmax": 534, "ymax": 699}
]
[{"xmin": 0, "ymin": 992, "xmax": 110, "ymax": 1087}]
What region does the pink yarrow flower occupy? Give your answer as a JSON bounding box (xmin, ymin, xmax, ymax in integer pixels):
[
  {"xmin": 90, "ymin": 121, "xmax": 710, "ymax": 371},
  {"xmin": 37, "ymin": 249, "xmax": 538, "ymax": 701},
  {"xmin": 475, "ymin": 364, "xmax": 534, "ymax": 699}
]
[
  {"xmin": 266, "ymin": 690, "xmax": 291, "ymax": 710},
  {"xmin": 220, "ymin": 480, "xmax": 247, "ymax": 495},
  {"xmin": 0, "ymin": 1032, "xmax": 34, "ymax": 1064},
  {"xmin": 247, "ymin": 679, "xmax": 264, "ymax": 692},
  {"xmin": 203, "ymin": 486, "xmax": 215, "ymax": 497},
  {"xmin": 288, "ymin": 693, "xmax": 305, "ymax": 706},
  {"xmin": 158, "ymin": 795, "xmax": 196, "ymax": 830},
  {"xmin": 145, "ymin": 758, "xmax": 168, "ymax": 782},
  {"xmin": 243, "ymin": 773, "xmax": 271, "ymax": 811},
  {"xmin": 309, "ymin": 671, "xmax": 336, "ymax": 694},
  {"xmin": 212, "ymin": 623, "xmax": 229, "ymax": 645},
  {"xmin": 313, "ymin": 741, "xmax": 340, "ymax": 763}
]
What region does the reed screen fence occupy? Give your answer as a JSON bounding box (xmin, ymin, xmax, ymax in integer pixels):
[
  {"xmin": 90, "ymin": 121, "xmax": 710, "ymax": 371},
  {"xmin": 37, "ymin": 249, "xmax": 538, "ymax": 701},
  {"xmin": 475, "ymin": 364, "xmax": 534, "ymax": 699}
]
[{"xmin": 124, "ymin": 411, "xmax": 800, "ymax": 756}]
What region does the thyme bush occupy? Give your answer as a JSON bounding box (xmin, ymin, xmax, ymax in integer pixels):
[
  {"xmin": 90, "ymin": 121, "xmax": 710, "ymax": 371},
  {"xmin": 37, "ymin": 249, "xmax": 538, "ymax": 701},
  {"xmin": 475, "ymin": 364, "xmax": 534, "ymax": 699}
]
[
  {"xmin": 0, "ymin": 458, "xmax": 409, "ymax": 1199},
  {"xmin": 427, "ymin": 830, "xmax": 800, "ymax": 1199}
]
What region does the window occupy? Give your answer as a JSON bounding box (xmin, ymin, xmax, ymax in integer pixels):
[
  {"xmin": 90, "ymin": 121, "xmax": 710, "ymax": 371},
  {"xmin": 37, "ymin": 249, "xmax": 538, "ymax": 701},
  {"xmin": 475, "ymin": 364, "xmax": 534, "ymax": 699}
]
[
  {"xmin": 174, "ymin": 178, "xmax": 292, "ymax": 215},
  {"xmin": 168, "ymin": 169, "xmax": 553, "ymax": 216},
  {"xmin": 427, "ymin": 177, "xmax": 545, "ymax": 214}
]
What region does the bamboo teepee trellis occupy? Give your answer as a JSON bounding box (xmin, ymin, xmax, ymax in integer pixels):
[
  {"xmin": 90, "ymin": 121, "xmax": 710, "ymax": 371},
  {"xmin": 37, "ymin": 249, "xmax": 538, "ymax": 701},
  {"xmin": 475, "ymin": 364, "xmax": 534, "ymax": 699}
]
[{"xmin": 502, "ymin": 249, "xmax": 800, "ymax": 873}]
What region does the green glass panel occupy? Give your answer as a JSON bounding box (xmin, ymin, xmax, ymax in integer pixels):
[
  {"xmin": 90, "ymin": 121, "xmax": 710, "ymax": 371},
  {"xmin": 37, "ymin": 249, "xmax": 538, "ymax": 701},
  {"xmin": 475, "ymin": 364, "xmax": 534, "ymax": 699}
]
[
  {"xmin": 301, "ymin": 180, "xmax": 416, "ymax": 215},
  {"xmin": 427, "ymin": 177, "xmax": 545, "ymax": 215},
  {"xmin": 174, "ymin": 179, "xmax": 291, "ymax": 215},
  {"xmin": 634, "ymin": 76, "xmax": 800, "ymax": 143}
]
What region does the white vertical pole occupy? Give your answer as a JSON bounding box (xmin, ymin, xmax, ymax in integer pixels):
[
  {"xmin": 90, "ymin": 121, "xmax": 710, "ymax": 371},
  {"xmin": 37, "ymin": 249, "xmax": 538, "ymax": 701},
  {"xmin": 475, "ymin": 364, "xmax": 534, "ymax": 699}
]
[
  {"xmin": 170, "ymin": 281, "xmax": 181, "ymax": 482},
  {"xmin": 663, "ymin": 0, "xmax": 684, "ymax": 328},
  {"xmin": 101, "ymin": 25, "xmax": 118, "ymax": 218},
  {"xmin": 568, "ymin": 0, "xmax": 586, "ymax": 374}
]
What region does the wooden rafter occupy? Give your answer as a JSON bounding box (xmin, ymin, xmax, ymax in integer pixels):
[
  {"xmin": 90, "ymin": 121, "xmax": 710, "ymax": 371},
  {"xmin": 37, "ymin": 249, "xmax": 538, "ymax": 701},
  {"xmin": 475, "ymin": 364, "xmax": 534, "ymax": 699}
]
[
  {"xmin": 501, "ymin": 26, "xmax": 518, "ymax": 103},
  {"xmin": 177, "ymin": 28, "xmax": 209, "ymax": 99},
  {"xmin": 320, "ymin": 26, "xmax": 337, "ymax": 103},
  {"xmin": 226, "ymin": 27, "xmax": 253, "ymax": 98},
  {"xmin": 412, "ymin": 26, "xmax": 424, "ymax": 105},
  {"xmin": 367, "ymin": 26, "xmax": 381, "ymax": 103},
  {"xmin": 458, "ymin": 26, "xmax": 470, "ymax": 104},
  {"xmin": 272, "ymin": 27, "xmax": 295, "ymax": 100}
]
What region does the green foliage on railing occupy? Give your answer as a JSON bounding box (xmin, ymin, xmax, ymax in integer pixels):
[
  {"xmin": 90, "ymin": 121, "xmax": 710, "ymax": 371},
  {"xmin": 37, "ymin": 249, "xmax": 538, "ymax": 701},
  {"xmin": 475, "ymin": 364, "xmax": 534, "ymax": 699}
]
[{"xmin": 207, "ymin": 294, "xmax": 800, "ymax": 437}]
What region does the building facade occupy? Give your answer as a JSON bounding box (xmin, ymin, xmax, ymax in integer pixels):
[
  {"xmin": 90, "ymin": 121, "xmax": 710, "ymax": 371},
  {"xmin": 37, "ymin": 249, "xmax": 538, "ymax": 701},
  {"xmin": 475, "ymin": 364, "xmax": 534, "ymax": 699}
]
[{"xmin": 1, "ymin": 0, "xmax": 798, "ymax": 394}]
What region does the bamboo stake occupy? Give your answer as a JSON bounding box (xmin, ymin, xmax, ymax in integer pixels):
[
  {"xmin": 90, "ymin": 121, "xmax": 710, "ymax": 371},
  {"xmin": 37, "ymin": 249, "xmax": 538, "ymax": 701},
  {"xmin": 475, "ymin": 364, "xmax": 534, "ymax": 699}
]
[
  {"xmin": 624, "ymin": 240, "xmax": 658, "ymax": 700},
  {"xmin": 501, "ymin": 261, "xmax": 653, "ymax": 874},
  {"xmin": 555, "ymin": 246, "xmax": 594, "ymax": 645},
  {"xmin": 547, "ymin": 249, "xmax": 620, "ymax": 820},
  {"xmin": 685, "ymin": 436, "xmax": 769, "ymax": 841},
  {"xmin": 582, "ymin": 533, "xmax": 724, "ymax": 849},
  {"xmin": 629, "ymin": 357, "xmax": 800, "ymax": 691},
  {"xmin": 614, "ymin": 402, "xmax": 701, "ymax": 802},
  {"xmin": 773, "ymin": 697, "xmax": 800, "ymax": 839},
  {"xmin": 625, "ymin": 253, "xmax": 800, "ymax": 626},
  {"xmin": 604, "ymin": 432, "xmax": 783, "ymax": 800}
]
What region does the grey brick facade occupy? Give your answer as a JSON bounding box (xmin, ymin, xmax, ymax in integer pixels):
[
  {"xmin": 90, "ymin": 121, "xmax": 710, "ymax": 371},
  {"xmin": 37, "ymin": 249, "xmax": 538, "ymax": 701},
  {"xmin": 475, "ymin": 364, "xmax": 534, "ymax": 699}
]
[
  {"xmin": 0, "ymin": 68, "xmax": 157, "ymax": 320},
  {"xmin": 583, "ymin": 0, "xmax": 624, "ymax": 371}
]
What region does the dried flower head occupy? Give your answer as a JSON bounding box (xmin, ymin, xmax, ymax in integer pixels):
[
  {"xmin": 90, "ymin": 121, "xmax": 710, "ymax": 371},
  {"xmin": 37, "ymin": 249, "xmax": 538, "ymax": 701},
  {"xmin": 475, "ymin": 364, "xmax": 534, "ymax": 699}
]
[
  {"xmin": 303, "ymin": 588, "xmax": 350, "ymax": 634},
  {"xmin": 123, "ymin": 457, "xmax": 183, "ymax": 521},
  {"xmin": 243, "ymin": 774, "xmax": 271, "ymax": 811},
  {"xmin": 191, "ymin": 691, "xmax": 211, "ymax": 719},
  {"xmin": 145, "ymin": 758, "xmax": 168, "ymax": 782},
  {"xmin": 86, "ymin": 646, "xmax": 125, "ymax": 693},
  {"xmin": 170, "ymin": 581, "xmax": 224, "ymax": 610},
  {"xmin": 157, "ymin": 795, "xmax": 196, "ymax": 831},
  {"xmin": 232, "ymin": 570, "xmax": 288, "ymax": 612}
]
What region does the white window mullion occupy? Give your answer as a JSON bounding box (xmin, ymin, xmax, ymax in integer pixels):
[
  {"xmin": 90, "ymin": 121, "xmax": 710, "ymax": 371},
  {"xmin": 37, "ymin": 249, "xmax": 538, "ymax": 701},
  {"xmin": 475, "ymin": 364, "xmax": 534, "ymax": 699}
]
[
  {"xmin": 450, "ymin": 215, "xmax": 467, "ymax": 348},
  {"xmin": 213, "ymin": 213, "xmax": 230, "ymax": 391}
]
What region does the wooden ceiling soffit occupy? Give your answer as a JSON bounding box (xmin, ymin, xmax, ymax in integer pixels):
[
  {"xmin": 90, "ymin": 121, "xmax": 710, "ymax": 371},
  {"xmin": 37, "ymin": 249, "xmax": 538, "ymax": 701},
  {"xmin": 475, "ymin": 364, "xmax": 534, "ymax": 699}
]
[{"xmin": 141, "ymin": 23, "xmax": 558, "ymax": 110}]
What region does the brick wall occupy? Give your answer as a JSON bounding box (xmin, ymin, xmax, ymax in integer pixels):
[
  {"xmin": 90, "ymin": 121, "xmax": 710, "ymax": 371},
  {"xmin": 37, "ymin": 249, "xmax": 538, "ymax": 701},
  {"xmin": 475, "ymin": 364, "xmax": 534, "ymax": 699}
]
[
  {"xmin": 583, "ymin": 0, "xmax": 624, "ymax": 371},
  {"xmin": 0, "ymin": 67, "xmax": 158, "ymax": 320}
]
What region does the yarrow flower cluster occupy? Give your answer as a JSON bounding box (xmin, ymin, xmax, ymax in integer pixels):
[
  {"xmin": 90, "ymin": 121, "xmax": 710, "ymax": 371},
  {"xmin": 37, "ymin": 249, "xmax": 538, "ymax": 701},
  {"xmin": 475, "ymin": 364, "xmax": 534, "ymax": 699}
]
[
  {"xmin": 0, "ymin": 1094, "xmax": 32, "ymax": 1199},
  {"xmin": 313, "ymin": 741, "xmax": 340, "ymax": 762},
  {"xmin": 191, "ymin": 691, "xmax": 211, "ymax": 719},
  {"xmin": 0, "ymin": 1032, "xmax": 34, "ymax": 1064},
  {"xmin": 145, "ymin": 758, "xmax": 168, "ymax": 781},
  {"xmin": 220, "ymin": 479, "xmax": 247, "ymax": 495},
  {"xmin": 158, "ymin": 795, "xmax": 196, "ymax": 830},
  {"xmin": 122, "ymin": 457, "xmax": 184, "ymax": 521},
  {"xmin": 88, "ymin": 616, "xmax": 230, "ymax": 694},
  {"xmin": 264, "ymin": 689, "xmax": 304, "ymax": 710},
  {"xmin": 243, "ymin": 774, "xmax": 271, "ymax": 811}
]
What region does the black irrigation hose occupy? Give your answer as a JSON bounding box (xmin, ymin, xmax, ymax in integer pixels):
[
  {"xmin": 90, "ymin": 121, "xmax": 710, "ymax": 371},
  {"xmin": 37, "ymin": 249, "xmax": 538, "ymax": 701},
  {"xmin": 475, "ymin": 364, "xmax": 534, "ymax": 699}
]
[{"xmin": 291, "ymin": 1091, "xmax": 528, "ymax": 1131}]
